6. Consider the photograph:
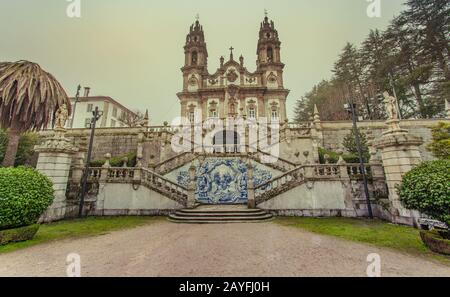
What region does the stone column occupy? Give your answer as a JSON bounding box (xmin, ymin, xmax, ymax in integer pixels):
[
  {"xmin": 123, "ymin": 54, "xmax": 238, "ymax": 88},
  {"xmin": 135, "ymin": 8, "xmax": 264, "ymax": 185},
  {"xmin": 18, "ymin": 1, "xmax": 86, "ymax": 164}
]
[
  {"xmin": 247, "ymin": 161, "xmax": 256, "ymax": 209},
  {"xmin": 35, "ymin": 128, "xmax": 78, "ymax": 223},
  {"xmin": 187, "ymin": 164, "xmax": 197, "ymax": 209},
  {"xmin": 373, "ymin": 119, "xmax": 423, "ymax": 225},
  {"xmin": 310, "ymin": 105, "xmax": 323, "ymax": 164}
]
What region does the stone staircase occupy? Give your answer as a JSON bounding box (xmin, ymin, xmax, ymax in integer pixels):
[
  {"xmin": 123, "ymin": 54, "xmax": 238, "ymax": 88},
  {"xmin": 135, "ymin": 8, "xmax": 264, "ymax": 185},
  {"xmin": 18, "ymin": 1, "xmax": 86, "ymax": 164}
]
[{"xmin": 168, "ymin": 205, "xmax": 274, "ymax": 224}]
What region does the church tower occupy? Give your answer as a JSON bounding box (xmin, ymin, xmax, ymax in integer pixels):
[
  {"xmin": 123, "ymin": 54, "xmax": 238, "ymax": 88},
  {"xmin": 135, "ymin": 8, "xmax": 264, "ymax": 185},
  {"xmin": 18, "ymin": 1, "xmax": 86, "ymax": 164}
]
[
  {"xmin": 178, "ymin": 14, "xmax": 289, "ymax": 124},
  {"xmin": 256, "ymin": 15, "xmax": 285, "ymax": 88},
  {"xmin": 182, "ymin": 19, "xmax": 208, "ymax": 92}
]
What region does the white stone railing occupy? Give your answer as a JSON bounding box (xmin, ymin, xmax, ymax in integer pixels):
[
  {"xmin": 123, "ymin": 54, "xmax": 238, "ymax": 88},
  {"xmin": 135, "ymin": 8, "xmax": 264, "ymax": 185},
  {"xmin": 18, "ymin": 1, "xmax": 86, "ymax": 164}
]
[
  {"xmin": 251, "ymin": 150, "xmax": 297, "ymax": 172},
  {"xmin": 85, "ymin": 166, "xmax": 188, "ymax": 206},
  {"xmin": 140, "ymin": 167, "xmax": 188, "ymax": 205},
  {"xmin": 106, "ymin": 167, "xmax": 135, "ymax": 183},
  {"xmin": 306, "ymin": 164, "xmax": 341, "ymax": 179},
  {"xmin": 255, "ymin": 163, "xmax": 375, "ymax": 204},
  {"xmin": 154, "ymin": 152, "xmax": 197, "ymax": 175},
  {"xmin": 255, "ymin": 166, "xmax": 306, "ymax": 203}
]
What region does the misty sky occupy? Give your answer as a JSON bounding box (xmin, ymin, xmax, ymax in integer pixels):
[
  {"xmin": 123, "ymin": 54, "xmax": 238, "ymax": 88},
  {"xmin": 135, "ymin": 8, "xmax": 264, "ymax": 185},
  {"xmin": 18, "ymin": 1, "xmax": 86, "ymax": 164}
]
[{"xmin": 0, "ymin": 0, "xmax": 405, "ymax": 124}]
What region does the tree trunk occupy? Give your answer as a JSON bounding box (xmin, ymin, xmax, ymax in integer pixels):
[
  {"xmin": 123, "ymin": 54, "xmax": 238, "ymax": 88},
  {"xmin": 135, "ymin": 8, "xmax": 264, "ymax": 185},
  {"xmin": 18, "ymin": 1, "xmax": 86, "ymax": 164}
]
[
  {"xmin": 412, "ymin": 82, "xmax": 427, "ymax": 118},
  {"xmin": 1, "ymin": 129, "xmax": 21, "ymax": 167}
]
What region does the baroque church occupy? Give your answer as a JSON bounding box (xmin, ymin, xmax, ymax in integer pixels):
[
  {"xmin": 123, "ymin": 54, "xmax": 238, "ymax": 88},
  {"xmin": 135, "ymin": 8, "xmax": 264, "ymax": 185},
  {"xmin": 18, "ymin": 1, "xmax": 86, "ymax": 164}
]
[{"xmin": 178, "ymin": 16, "xmax": 289, "ymax": 124}]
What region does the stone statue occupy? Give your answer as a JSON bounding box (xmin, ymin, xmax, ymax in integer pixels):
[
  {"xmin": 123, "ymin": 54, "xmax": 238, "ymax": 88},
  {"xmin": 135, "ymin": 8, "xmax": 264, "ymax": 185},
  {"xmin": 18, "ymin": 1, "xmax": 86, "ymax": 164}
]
[
  {"xmin": 55, "ymin": 104, "xmax": 69, "ymax": 130},
  {"xmin": 383, "ymin": 91, "xmax": 398, "ymax": 121},
  {"xmin": 383, "ymin": 91, "xmax": 404, "ymax": 134}
]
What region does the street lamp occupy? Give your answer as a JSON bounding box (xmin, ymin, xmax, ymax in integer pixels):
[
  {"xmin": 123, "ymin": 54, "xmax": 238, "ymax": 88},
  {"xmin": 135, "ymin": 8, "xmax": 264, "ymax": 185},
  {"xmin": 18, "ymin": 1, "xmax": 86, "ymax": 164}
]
[
  {"xmin": 78, "ymin": 106, "xmax": 104, "ymax": 218},
  {"xmin": 70, "ymin": 85, "xmax": 81, "ymax": 129},
  {"xmin": 344, "ymin": 101, "xmax": 373, "ymax": 219}
]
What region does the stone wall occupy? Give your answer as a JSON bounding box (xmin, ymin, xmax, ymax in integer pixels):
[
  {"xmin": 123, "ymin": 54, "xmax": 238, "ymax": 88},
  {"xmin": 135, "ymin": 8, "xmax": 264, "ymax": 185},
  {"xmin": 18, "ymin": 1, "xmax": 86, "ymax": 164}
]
[
  {"xmin": 38, "ymin": 118, "xmax": 448, "ymax": 165},
  {"xmin": 94, "ymin": 183, "xmax": 184, "ymax": 216},
  {"xmin": 40, "ymin": 128, "xmax": 141, "ymax": 161},
  {"xmin": 320, "ymin": 119, "xmax": 449, "ymax": 161}
]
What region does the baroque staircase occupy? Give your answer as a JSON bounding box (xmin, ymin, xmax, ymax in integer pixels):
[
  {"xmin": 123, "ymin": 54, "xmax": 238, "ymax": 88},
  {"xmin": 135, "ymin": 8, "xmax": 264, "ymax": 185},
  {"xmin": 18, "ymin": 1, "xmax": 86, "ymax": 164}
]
[{"xmin": 168, "ymin": 205, "xmax": 273, "ymax": 224}]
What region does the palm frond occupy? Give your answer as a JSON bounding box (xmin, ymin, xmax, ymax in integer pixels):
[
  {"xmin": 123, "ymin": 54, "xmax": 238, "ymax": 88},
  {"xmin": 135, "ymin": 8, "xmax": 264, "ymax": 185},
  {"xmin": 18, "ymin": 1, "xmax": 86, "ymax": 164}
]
[{"xmin": 0, "ymin": 60, "xmax": 71, "ymax": 132}]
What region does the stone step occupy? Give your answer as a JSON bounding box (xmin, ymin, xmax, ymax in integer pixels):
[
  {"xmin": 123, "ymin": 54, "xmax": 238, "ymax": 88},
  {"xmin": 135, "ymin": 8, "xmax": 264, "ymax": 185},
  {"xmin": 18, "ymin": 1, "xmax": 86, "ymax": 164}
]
[
  {"xmin": 176, "ymin": 212, "xmax": 268, "ymax": 217},
  {"xmin": 178, "ymin": 209, "xmax": 265, "ymax": 215},
  {"xmin": 168, "ymin": 205, "xmax": 273, "ymax": 224},
  {"xmin": 168, "ymin": 214, "xmax": 274, "ymax": 224}
]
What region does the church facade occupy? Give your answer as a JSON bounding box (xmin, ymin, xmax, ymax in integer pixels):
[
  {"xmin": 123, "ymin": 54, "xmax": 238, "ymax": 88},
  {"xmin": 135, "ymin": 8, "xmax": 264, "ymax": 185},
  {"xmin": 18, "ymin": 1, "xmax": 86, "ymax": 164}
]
[{"xmin": 178, "ymin": 16, "xmax": 289, "ymax": 124}]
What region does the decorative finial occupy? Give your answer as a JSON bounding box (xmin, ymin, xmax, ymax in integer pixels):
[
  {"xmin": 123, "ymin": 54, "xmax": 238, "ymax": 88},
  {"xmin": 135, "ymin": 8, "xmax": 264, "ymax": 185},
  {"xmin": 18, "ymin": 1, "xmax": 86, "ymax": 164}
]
[
  {"xmin": 196, "ymin": 13, "xmax": 200, "ymax": 21},
  {"xmin": 264, "ymin": 9, "xmax": 268, "ymax": 18}
]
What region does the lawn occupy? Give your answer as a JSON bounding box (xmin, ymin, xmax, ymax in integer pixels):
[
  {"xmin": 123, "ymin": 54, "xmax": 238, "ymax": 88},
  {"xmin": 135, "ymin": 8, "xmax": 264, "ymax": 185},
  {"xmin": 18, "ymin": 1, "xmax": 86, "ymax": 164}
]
[
  {"xmin": 276, "ymin": 217, "xmax": 450, "ymax": 265},
  {"xmin": 0, "ymin": 216, "xmax": 163, "ymax": 254}
]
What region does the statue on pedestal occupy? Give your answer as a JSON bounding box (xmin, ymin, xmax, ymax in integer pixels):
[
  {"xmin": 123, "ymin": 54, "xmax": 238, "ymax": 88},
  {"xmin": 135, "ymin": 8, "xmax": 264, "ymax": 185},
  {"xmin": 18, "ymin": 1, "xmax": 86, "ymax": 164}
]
[
  {"xmin": 55, "ymin": 104, "xmax": 69, "ymax": 131},
  {"xmin": 383, "ymin": 91, "xmax": 404, "ymax": 134}
]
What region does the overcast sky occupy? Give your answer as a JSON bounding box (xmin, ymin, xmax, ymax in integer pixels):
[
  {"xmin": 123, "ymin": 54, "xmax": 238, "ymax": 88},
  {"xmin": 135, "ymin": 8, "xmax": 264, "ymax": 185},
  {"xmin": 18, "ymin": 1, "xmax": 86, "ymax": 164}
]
[{"xmin": 0, "ymin": 0, "xmax": 405, "ymax": 124}]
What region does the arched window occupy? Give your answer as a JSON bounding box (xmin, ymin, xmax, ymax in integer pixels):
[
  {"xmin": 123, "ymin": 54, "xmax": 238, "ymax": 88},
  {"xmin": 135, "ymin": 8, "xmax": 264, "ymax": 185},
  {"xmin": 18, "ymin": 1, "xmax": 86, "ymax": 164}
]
[
  {"xmin": 248, "ymin": 107, "xmax": 256, "ymax": 119},
  {"xmin": 267, "ymin": 47, "xmax": 274, "ymax": 62},
  {"xmin": 271, "ymin": 110, "xmax": 279, "ymax": 121},
  {"xmin": 191, "ymin": 51, "xmax": 198, "ymax": 65}
]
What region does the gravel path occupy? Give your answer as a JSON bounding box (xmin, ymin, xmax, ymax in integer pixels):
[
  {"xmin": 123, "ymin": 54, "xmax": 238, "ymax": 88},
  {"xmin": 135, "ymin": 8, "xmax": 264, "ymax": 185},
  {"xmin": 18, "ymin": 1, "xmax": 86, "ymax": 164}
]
[{"xmin": 0, "ymin": 220, "xmax": 449, "ymax": 277}]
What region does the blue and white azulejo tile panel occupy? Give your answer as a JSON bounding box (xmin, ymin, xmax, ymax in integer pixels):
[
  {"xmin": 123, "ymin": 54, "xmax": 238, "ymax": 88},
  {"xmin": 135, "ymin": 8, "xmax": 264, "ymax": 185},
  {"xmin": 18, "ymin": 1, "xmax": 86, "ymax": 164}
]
[{"xmin": 175, "ymin": 158, "xmax": 273, "ymax": 204}]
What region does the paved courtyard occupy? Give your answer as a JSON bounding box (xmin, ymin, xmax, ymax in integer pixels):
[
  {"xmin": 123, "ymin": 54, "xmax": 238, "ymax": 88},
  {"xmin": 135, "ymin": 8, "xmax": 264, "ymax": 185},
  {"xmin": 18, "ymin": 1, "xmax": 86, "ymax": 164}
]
[{"xmin": 0, "ymin": 220, "xmax": 449, "ymax": 277}]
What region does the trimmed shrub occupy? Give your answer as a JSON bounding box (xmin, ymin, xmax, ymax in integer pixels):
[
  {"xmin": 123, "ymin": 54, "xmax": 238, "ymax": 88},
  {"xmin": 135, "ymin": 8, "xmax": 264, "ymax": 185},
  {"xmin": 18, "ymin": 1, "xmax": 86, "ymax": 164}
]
[
  {"xmin": 90, "ymin": 152, "xmax": 137, "ymax": 168},
  {"xmin": 398, "ymin": 160, "xmax": 450, "ymax": 233},
  {"xmin": 0, "ymin": 167, "xmax": 54, "ymax": 230},
  {"xmin": 0, "ymin": 224, "xmax": 40, "ymax": 245},
  {"xmin": 319, "ymin": 148, "xmax": 360, "ymax": 164},
  {"xmin": 426, "ymin": 122, "xmax": 450, "ymax": 160}
]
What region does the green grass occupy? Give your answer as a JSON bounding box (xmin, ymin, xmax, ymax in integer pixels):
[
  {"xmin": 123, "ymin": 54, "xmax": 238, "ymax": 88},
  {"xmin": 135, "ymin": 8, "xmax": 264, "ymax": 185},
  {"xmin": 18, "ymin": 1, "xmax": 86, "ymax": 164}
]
[
  {"xmin": 276, "ymin": 217, "xmax": 450, "ymax": 265},
  {"xmin": 0, "ymin": 216, "xmax": 163, "ymax": 254}
]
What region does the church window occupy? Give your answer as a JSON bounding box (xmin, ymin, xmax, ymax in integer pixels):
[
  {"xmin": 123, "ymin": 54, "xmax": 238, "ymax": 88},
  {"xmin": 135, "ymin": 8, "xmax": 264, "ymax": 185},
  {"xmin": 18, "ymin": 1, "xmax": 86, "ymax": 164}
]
[
  {"xmin": 191, "ymin": 51, "xmax": 198, "ymax": 65},
  {"xmin": 267, "ymin": 47, "xmax": 274, "ymax": 62},
  {"xmin": 189, "ymin": 112, "xmax": 195, "ymax": 123},
  {"xmin": 210, "ymin": 109, "xmax": 218, "ymax": 118},
  {"xmin": 248, "ymin": 107, "xmax": 256, "ymax": 119},
  {"xmin": 271, "ymin": 110, "xmax": 279, "ymax": 121},
  {"xmin": 87, "ymin": 104, "xmax": 93, "ymax": 113},
  {"xmin": 112, "ymin": 107, "xmax": 118, "ymax": 117}
]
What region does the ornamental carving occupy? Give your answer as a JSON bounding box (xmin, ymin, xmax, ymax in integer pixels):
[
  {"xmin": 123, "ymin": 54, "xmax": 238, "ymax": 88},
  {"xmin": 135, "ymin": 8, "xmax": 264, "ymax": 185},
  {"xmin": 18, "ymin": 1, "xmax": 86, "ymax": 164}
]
[{"xmin": 226, "ymin": 69, "xmax": 238, "ymax": 83}]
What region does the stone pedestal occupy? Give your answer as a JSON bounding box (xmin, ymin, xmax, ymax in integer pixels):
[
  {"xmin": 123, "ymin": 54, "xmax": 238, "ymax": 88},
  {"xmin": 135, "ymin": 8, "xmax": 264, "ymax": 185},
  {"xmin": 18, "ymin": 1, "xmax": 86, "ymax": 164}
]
[
  {"xmin": 35, "ymin": 129, "xmax": 78, "ymax": 223},
  {"xmin": 373, "ymin": 125, "xmax": 423, "ymax": 225}
]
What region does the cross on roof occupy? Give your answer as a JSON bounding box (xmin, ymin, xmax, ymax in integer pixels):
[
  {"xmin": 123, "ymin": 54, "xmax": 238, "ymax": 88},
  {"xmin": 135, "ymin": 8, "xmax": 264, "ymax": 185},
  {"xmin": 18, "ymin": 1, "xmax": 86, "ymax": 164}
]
[
  {"xmin": 196, "ymin": 13, "xmax": 200, "ymax": 21},
  {"xmin": 229, "ymin": 46, "xmax": 234, "ymax": 54},
  {"xmin": 264, "ymin": 9, "xmax": 268, "ymax": 18}
]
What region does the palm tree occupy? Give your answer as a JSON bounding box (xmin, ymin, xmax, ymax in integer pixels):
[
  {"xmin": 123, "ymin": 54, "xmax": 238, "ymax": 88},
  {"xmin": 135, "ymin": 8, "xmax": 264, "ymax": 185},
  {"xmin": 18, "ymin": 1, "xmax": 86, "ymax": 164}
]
[{"xmin": 0, "ymin": 61, "xmax": 71, "ymax": 167}]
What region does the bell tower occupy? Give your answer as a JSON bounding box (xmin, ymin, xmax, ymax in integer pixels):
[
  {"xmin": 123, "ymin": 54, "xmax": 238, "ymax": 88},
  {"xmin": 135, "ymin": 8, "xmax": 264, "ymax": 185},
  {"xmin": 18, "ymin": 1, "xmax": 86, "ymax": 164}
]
[
  {"xmin": 181, "ymin": 18, "xmax": 208, "ymax": 92},
  {"xmin": 256, "ymin": 13, "xmax": 285, "ymax": 90},
  {"xmin": 183, "ymin": 19, "xmax": 208, "ymax": 68},
  {"xmin": 257, "ymin": 14, "xmax": 283, "ymax": 67}
]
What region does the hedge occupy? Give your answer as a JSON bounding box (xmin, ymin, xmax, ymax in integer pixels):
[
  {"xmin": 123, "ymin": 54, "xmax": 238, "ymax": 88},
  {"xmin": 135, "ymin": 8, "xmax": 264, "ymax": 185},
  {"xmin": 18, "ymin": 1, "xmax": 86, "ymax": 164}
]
[
  {"xmin": 398, "ymin": 160, "xmax": 450, "ymax": 231},
  {"xmin": 0, "ymin": 167, "xmax": 54, "ymax": 230}
]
